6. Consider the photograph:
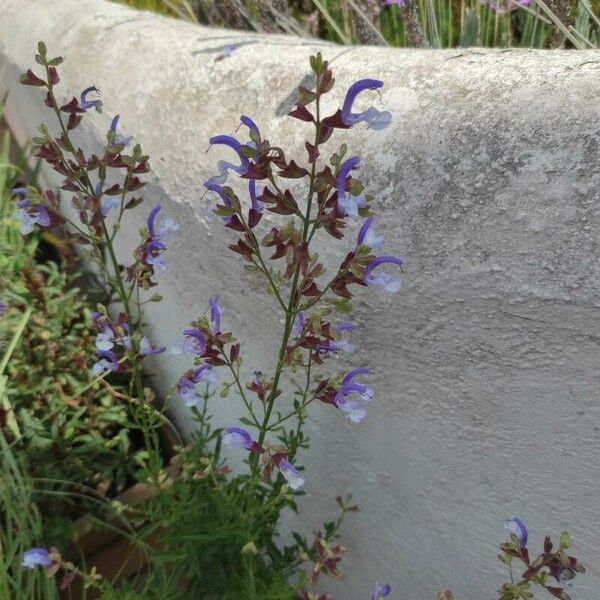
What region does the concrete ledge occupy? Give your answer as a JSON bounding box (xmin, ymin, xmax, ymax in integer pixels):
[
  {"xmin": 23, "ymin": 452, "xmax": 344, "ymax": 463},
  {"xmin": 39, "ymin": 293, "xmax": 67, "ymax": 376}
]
[{"xmin": 1, "ymin": 0, "xmax": 600, "ymax": 597}]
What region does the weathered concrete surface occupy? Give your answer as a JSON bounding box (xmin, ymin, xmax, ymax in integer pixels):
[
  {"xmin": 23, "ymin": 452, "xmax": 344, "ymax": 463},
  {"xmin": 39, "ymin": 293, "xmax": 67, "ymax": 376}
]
[{"xmin": 1, "ymin": 0, "xmax": 600, "ymax": 597}]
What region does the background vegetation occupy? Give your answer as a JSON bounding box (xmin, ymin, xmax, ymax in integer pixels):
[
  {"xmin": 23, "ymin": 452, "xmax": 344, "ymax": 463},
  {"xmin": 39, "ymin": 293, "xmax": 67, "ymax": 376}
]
[{"xmin": 116, "ymin": 0, "xmax": 600, "ymax": 48}]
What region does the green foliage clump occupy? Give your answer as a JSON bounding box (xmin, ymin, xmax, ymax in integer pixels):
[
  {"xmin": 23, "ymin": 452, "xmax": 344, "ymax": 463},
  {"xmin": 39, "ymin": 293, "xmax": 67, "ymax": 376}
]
[{"xmin": 0, "ymin": 132, "xmax": 138, "ymax": 547}]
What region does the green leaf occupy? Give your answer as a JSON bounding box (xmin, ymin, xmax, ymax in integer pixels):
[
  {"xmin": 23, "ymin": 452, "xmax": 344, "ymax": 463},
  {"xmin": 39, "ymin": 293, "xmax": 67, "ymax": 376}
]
[{"xmin": 559, "ymin": 530, "xmax": 571, "ymax": 549}]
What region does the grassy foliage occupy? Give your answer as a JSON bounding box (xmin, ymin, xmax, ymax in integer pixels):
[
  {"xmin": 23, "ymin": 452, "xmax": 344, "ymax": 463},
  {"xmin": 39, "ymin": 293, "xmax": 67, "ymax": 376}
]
[
  {"xmin": 0, "ymin": 111, "xmax": 141, "ymax": 595},
  {"xmin": 113, "ymin": 0, "xmax": 600, "ymax": 48}
]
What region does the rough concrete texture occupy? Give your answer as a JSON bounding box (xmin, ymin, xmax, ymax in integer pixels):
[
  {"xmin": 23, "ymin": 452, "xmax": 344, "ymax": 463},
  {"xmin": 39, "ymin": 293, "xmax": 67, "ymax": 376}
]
[{"xmin": 2, "ymin": 0, "xmax": 600, "ymax": 597}]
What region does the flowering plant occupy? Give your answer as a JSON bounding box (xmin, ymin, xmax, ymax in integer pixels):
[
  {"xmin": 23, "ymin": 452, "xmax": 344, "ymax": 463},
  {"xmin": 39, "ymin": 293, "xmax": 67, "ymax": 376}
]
[
  {"xmin": 8, "ymin": 42, "xmax": 586, "ymax": 600},
  {"xmin": 12, "ymin": 43, "xmax": 399, "ymax": 598}
]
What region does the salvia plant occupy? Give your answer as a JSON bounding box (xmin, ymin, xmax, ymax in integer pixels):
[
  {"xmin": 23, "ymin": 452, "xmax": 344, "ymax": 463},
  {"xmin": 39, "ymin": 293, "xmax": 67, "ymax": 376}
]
[{"xmin": 5, "ymin": 42, "xmax": 586, "ymax": 599}]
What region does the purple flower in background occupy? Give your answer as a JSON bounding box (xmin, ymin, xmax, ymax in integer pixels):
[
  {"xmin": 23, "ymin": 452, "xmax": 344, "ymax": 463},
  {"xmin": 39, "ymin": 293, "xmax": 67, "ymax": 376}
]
[
  {"xmin": 337, "ymin": 156, "xmax": 366, "ymax": 218},
  {"xmin": 171, "ymin": 327, "xmax": 206, "ymax": 356},
  {"xmin": 0, "ymin": 300, "xmax": 6, "ymax": 314},
  {"xmin": 79, "ymin": 85, "xmax": 103, "ymax": 113},
  {"xmin": 209, "ymin": 296, "xmax": 221, "ymax": 334},
  {"xmin": 364, "ymin": 256, "xmax": 403, "ymax": 293},
  {"xmin": 277, "ymin": 458, "xmax": 306, "ymax": 490},
  {"xmin": 383, "ymin": 0, "xmax": 405, "ymax": 5},
  {"xmin": 293, "ymin": 311, "xmax": 306, "ymax": 336},
  {"xmin": 177, "ymin": 364, "xmax": 217, "ymax": 407},
  {"xmin": 95, "ymin": 322, "xmax": 115, "ymax": 351},
  {"xmin": 139, "ymin": 335, "xmax": 166, "ymax": 356},
  {"xmin": 110, "ymin": 114, "xmax": 133, "ymax": 147},
  {"xmin": 92, "ymin": 312, "xmax": 131, "ymax": 352},
  {"xmin": 357, "ymin": 216, "xmax": 385, "ymax": 250},
  {"xmin": 373, "ymin": 582, "xmax": 391, "ymax": 599},
  {"xmin": 480, "ymin": 0, "xmax": 530, "ymax": 11},
  {"xmin": 205, "ymin": 135, "xmax": 249, "ymax": 186},
  {"xmin": 14, "ymin": 204, "xmax": 50, "ymax": 235},
  {"xmin": 341, "ymin": 79, "xmax": 392, "ymax": 130},
  {"xmin": 222, "ymin": 426, "xmax": 254, "ymax": 450},
  {"xmin": 92, "ymin": 349, "xmax": 119, "ymax": 376},
  {"xmin": 21, "ymin": 548, "xmax": 52, "ymax": 569},
  {"xmin": 504, "ymin": 516, "xmax": 528, "ymax": 548},
  {"xmin": 12, "ymin": 189, "xmax": 50, "ymax": 235},
  {"xmin": 101, "ymin": 197, "xmax": 120, "ymax": 216},
  {"xmin": 335, "ymin": 368, "xmax": 374, "ymax": 423}
]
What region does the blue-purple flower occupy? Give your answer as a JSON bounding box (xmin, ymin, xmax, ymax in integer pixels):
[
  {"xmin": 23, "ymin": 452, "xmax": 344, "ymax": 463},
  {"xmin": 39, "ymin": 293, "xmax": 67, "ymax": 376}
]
[
  {"xmin": 504, "ymin": 516, "xmax": 528, "ymax": 548},
  {"xmin": 364, "ymin": 256, "xmax": 403, "ymax": 293},
  {"xmin": 92, "ymin": 312, "xmax": 131, "ymax": 352},
  {"xmin": 110, "ymin": 114, "xmax": 133, "ymax": 147},
  {"xmin": 92, "ymin": 349, "xmax": 119, "ymax": 376},
  {"xmin": 293, "ymin": 311, "xmax": 307, "ymax": 336},
  {"xmin": 373, "ymin": 582, "xmax": 391, "ymax": 599},
  {"xmin": 171, "ymin": 327, "xmax": 206, "ymax": 356},
  {"xmin": 79, "ymin": 86, "xmax": 103, "ymax": 113},
  {"xmin": 335, "ymin": 368, "xmax": 374, "ymax": 423},
  {"xmin": 90, "ymin": 313, "xmax": 135, "ymax": 374},
  {"xmin": 205, "ymin": 180, "xmax": 233, "ymax": 223},
  {"xmin": 319, "ymin": 322, "xmax": 356, "ymax": 355},
  {"xmin": 240, "ymin": 114, "xmax": 261, "ymax": 146},
  {"xmin": 341, "ymin": 79, "xmax": 391, "ymax": 130},
  {"xmin": 139, "ymin": 335, "xmax": 166, "ymax": 357},
  {"xmin": 97, "ymin": 181, "xmax": 120, "ymax": 217},
  {"xmin": 0, "ymin": 300, "xmax": 6, "ymax": 315},
  {"xmin": 222, "ymin": 426, "xmax": 254, "ymax": 450},
  {"xmin": 12, "ymin": 188, "xmax": 50, "ymax": 235},
  {"xmin": 205, "ymin": 116, "xmax": 264, "ymax": 224},
  {"xmin": 205, "ymin": 135, "xmax": 249, "ymax": 186},
  {"xmin": 177, "ymin": 364, "xmax": 217, "ymax": 407},
  {"xmin": 221, "ymin": 427, "xmax": 306, "ymax": 489},
  {"xmin": 330, "ymin": 322, "xmax": 356, "ymax": 353},
  {"xmin": 337, "ymin": 156, "xmax": 366, "ymax": 218},
  {"xmin": 209, "ymin": 296, "xmax": 221, "ymax": 334},
  {"xmin": 143, "ymin": 205, "xmax": 179, "ymax": 274},
  {"xmin": 383, "ymin": 0, "xmax": 405, "ymax": 6},
  {"xmin": 21, "ymin": 547, "xmax": 52, "ymax": 569},
  {"xmin": 277, "ymin": 458, "xmax": 306, "ymax": 490},
  {"xmin": 101, "ymin": 196, "xmax": 121, "ymax": 217},
  {"xmin": 357, "ymin": 216, "xmax": 384, "ymax": 250}
]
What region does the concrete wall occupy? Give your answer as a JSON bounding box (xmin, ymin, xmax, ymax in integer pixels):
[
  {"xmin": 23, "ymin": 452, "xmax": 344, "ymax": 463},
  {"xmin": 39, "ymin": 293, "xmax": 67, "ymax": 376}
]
[{"xmin": 1, "ymin": 0, "xmax": 599, "ymax": 597}]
